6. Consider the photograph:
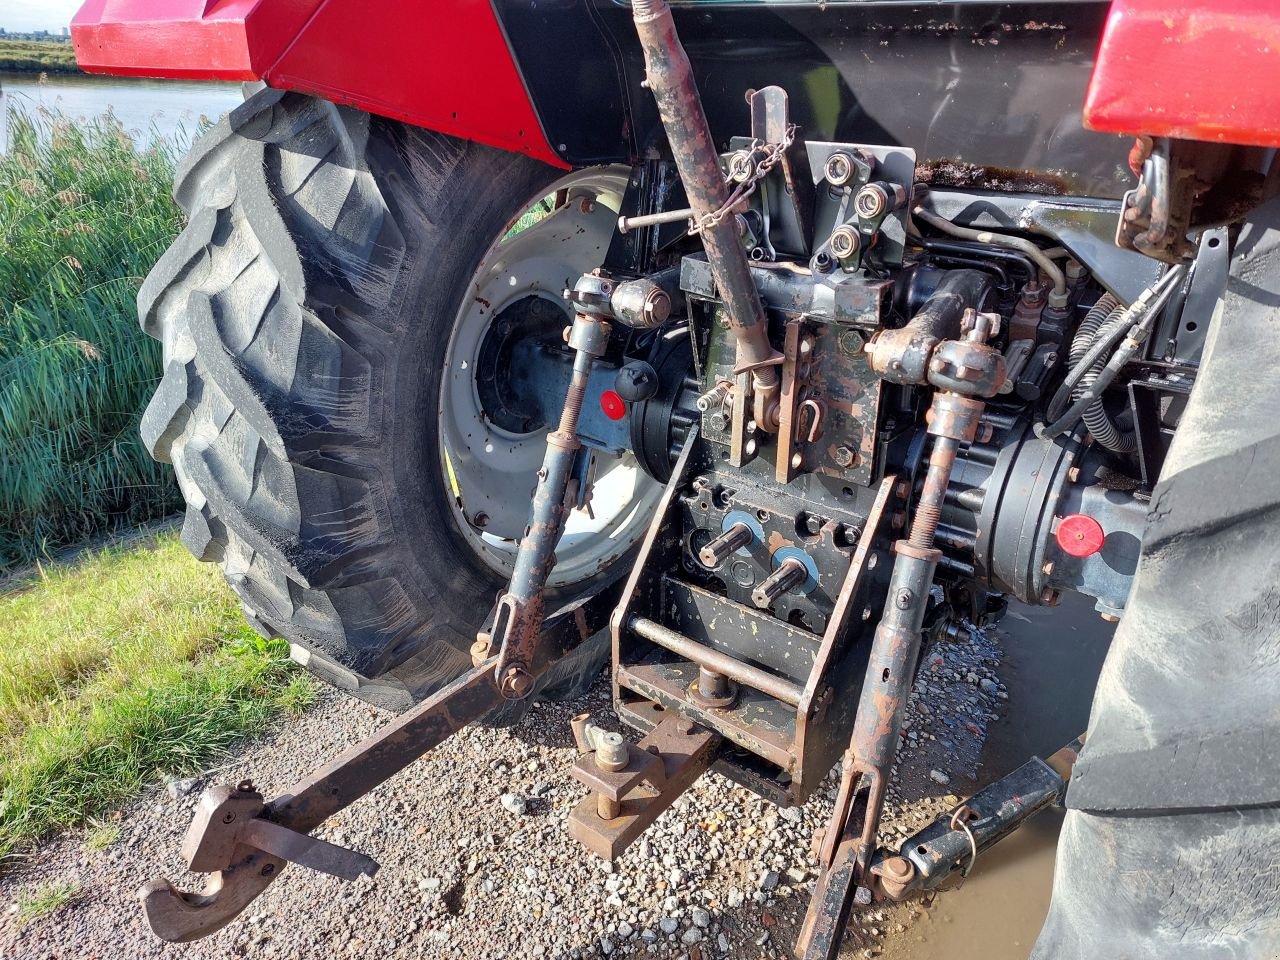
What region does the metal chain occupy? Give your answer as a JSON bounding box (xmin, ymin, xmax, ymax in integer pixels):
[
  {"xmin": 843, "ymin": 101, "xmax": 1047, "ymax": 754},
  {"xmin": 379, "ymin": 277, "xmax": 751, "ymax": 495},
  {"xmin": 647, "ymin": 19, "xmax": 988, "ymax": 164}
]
[{"xmin": 689, "ymin": 124, "xmax": 797, "ymax": 236}]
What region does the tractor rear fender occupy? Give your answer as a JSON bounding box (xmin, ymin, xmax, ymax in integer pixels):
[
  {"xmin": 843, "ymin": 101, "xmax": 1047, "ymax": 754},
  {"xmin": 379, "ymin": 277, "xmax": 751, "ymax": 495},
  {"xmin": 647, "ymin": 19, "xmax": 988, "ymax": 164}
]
[
  {"xmin": 70, "ymin": 0, "xmax": 567, "ymax": 167},
  {"xmin": 73, "ymin": 1, "xmax": 1280, "ymax": 200}
]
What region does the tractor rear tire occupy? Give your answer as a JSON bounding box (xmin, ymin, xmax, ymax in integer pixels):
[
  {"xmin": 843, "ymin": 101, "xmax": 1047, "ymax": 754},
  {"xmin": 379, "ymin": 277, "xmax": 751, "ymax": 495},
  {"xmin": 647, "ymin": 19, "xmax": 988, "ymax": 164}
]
[
  {"xmin": 138, "ymin": 89, "xmax": 607, "ymax": 714},
  {"xmin": 1032, "ymin": 199, "xmax": 1280, "ymax": 957}
]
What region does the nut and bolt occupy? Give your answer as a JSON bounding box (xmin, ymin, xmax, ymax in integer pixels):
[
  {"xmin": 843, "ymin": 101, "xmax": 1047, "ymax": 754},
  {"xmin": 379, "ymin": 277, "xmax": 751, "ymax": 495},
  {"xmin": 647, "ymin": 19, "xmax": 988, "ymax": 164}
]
[
  {"xmin": 1042, "ymin": 560, "xmax": 1055, "ymax": 576},
  {"xmin": 499, "ymin": 666, "xmax": 534, "ymax": 699},
  {"xmin": 833, "ymin": 445, "xmax": 856, "ymax": 468},
  {"xmin": 594, "ymin": 730, "xmax": 630, "ymax": 772}
]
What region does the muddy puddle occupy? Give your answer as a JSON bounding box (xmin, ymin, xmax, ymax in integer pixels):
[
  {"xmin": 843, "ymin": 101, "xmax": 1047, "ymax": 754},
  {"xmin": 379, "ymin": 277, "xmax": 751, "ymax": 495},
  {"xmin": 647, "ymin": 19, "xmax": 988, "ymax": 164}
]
[{"xmin": 879, "ymin": 596, "xmax": 1114, "ymax": 960}]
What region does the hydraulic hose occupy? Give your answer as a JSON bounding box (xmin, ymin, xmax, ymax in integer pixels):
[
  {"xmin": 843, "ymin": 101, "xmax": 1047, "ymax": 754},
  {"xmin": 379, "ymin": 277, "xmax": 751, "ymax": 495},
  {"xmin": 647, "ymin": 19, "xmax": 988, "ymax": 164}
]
[
  {"xmin": 913, "ymin": 207, "xmax": 1067, "ymax": 299},
  {"xmin": 1069, "ymin": 294, "xmax": 1120, "ymax": 367},
  {"xmin": 1038, "ymin": 266, "xmax": 1188, "ymax": 441},
  {"xmin": 1071, "ymin": 298, "xmax": 1135, "ymax": 453}
]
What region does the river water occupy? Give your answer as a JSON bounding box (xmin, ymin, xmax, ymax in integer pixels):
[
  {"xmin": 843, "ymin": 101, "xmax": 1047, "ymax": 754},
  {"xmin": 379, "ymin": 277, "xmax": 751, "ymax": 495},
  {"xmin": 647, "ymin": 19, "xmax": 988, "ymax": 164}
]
[{"xmin": 0, "ymin": 71, "xmax": 242, "ymax": 150}]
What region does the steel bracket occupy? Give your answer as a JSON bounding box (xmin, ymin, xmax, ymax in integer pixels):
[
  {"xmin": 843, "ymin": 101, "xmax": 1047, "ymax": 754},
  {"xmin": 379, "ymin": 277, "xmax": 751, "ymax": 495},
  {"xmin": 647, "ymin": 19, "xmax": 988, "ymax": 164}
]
[{"xmin": 568, "ymin": 702, "xmax": 720, "ymax": 860}]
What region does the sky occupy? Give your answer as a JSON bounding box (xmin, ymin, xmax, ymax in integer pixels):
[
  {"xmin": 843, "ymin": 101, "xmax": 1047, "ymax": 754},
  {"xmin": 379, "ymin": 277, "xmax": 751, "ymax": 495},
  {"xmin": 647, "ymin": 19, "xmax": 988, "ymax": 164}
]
[{"xmin": 4, "ymin": 0, "xmax": 83, "ymax": 33}]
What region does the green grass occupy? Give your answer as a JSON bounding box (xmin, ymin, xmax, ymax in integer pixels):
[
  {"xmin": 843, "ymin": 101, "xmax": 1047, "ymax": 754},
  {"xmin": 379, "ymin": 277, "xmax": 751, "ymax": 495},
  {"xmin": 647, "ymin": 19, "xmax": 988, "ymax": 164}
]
[
  {"xmin": 81, "ymin": 819, "xmax": 120, "ymax": 852},
  {"xmin": 15, "ymin": 881, "xmax": 80, "ymax": 925},
  {"xmin": 0, "ymin": 532, "xmax": 313, "ymax": 858},
  {"xmin": 0, "ymin": 40, "xmax": 81, "ymax": 74},
  {"xmin": 0, "ymin": 104, "xmax": 186, "ymax": 570}
]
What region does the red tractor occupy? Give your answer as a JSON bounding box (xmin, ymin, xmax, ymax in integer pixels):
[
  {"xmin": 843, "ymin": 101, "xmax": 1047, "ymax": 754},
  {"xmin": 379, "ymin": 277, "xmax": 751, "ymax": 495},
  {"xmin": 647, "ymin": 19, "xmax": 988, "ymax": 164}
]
[{"xmin": 72, "ymin": 0, "xmax": 1280, "ymax": 955}]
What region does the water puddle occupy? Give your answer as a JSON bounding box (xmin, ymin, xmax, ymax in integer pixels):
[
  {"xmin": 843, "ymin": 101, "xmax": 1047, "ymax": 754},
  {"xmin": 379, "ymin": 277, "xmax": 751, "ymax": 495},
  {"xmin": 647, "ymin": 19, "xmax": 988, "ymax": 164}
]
[{"xmin": 877, "ymin": 595, "xmax": 1114, "ymax": 960}]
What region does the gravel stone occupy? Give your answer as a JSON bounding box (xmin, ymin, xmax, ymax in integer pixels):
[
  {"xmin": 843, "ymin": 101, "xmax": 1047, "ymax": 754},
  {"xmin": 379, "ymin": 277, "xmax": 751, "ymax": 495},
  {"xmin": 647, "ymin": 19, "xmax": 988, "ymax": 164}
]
[
  {"xmin": 0, "ymin": 622, "xmax": 1008, "ymax": 960},
  {"xmin": 165, "ymin": 777, "xmax": 199, "ymax": 800},
  {"xmin": 500, "ymin": 792, "xmax": 528, "ymax": 815}
]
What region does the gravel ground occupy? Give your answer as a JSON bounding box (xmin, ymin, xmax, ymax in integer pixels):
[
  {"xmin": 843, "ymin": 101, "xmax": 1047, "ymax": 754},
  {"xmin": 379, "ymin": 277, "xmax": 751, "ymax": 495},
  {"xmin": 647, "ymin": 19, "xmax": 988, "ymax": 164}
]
[{"xmin": 1, "ymin": 627, "xmax": 1008, "ymax": 960}]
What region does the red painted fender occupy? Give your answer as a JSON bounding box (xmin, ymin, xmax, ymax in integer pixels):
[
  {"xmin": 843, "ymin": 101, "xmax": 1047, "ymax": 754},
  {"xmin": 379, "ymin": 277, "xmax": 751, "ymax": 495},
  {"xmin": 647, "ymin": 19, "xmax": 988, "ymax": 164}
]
[
  {"xmin": 1085, "ymin": 0, "xmax": 1280, "ymax": 147},
  {"xmin": 71, "ymin": 0, "xmax": 568, "ymax": 168}
]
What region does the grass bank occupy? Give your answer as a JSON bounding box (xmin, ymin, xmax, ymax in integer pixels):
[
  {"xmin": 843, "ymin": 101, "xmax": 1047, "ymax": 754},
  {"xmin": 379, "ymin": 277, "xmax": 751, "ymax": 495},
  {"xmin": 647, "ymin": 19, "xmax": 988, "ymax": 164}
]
[
  {"xmin": 0, "ymin": 105, "xmax": 185, "ymax": 570},
  {"xmin": 0, "ymin": 41, "xmax": 81, "ymax": 74},
  {"xmin": 0, "ymin": 532, "xmax": 314, "ymax": 859}
]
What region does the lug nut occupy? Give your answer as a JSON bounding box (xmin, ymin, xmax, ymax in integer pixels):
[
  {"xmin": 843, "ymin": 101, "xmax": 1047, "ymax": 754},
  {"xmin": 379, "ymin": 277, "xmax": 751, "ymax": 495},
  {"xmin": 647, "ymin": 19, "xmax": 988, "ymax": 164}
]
[
  {"xmin": 752, "ymin": 557, "xmax": 807, "ymax": 608},
  {"xmin": 699, "ymin": 522, "xmax": 753, "ymax": 567}
]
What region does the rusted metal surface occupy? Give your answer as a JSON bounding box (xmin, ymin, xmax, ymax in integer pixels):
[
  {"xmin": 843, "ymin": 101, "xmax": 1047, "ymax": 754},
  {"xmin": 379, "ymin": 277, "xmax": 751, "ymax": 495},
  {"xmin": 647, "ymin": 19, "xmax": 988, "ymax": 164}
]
[
  {"xmin": 908, "ymin": 438, "xmax": 958, "ymax": 549},
  {"xmin": 609, "ymin": 426, "xmax": 700, "ymax": 675},
  {"xmin": 490, "ymin": 309, "xmax": 610, "ymax": 698},
  {"xmin": 898, "ymin": 738, "xmax": 1082, "ymax": 892},
  {"xmin": 632, "ymin": 0, "xmax": 779, "ymax": 384},
  {"xmin": 751, "ymin": 557, "xmax": 808, "ymax": 609},
  {"xmin": 662, "ymin": 577, "xmax": 818, "ymax": 683},
  {"xmin": 616, "ymin": 663, "xmax": 796, "ymax": 772},
  {"xmin": 775, "ymin": 319, "xmax": 805, "ymax": 484},
  {"xmin": 238, "ymin": 818, "xmax": 378, "ymax": 882},
  {"xmin": 180, "ymin": 784, "xmax": 265, "ymax": 873},
  {"xmin": 568, "ymin": 703, "xmax": 719, "ymax": 860},
  {"xmin": 140, "ymin": 660, "xmax": 503, "ymax": 942},
  {"xmin": 914, "ymin": 158, "xmax": 1076, "ymax": 196},
  {"xmin": 626, "ymin": 615, "xmax": 805, "ymax": 707},
  {"xmin": 796, "ymin": 788, "xmax": 868, "ymax": 959},
  {"xmin": 801, "ymin": 315, "xmax": 1003, "ymax": 952},
  {"xmin": 570, "ymin": 742, "xmax": 666, "ymax": 803}
]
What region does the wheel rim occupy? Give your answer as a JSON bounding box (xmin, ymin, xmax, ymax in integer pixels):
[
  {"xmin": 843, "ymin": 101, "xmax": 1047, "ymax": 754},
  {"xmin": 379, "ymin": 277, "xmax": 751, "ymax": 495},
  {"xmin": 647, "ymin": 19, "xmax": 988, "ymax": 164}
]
[{"xmin": 439, "ymin": 166, "xmax": 663, "ymax": 588}]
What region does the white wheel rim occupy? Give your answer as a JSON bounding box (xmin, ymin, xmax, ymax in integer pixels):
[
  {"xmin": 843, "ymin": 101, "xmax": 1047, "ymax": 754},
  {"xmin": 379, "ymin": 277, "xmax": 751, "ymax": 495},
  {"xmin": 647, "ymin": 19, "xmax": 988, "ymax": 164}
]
[{"xmin": 439, "ymin": 166, "xmax": 663, "ymax": 587}]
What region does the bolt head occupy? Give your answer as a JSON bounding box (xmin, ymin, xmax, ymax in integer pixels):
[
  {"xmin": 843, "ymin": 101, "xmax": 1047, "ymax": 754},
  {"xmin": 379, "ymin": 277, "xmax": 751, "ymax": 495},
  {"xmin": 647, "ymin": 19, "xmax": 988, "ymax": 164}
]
[{"xmin": 500, "ymin": 666, "xmax": 534, "ymax": 699}]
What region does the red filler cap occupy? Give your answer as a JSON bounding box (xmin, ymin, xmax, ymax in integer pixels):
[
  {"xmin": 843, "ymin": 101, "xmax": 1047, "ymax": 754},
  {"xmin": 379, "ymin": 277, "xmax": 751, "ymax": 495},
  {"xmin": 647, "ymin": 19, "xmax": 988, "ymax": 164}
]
[
  {"xmin": 600, "ymin": 390, "xmax": 626, "ymax": 421},
  {"xmin": 1056, "ymin": 514, "xmax": 1106, "ymax": 558}
]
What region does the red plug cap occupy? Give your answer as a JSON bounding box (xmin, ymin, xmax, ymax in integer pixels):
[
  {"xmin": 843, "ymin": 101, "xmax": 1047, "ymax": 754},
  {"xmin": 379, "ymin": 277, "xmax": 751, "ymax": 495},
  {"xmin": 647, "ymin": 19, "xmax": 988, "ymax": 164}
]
[
  {"xmin": 600, "ymin": 390, "xmax": 626, "ymax": 421},
  {"xmin": 1056, "ymin": 514, "xmax": 1106, "ymax": 558}
]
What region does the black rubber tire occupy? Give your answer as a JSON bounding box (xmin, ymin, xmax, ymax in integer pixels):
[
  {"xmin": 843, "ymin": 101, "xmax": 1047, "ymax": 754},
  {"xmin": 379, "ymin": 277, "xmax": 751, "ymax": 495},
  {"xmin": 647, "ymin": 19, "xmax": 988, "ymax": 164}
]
[
  {"xmin": 138, "ymin": 89, "xmax": 607, "ymax": 714},
  {"xmin": 1032, "ymin": 201, "xmax": 1280, "ymax": 956}
]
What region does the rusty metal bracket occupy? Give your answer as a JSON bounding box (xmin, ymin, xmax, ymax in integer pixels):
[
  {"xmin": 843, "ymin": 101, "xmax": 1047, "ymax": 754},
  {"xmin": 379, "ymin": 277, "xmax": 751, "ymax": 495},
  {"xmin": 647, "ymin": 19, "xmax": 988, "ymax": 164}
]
[
  {"xmin": 139, "ymin": 659, "xmax": 504, "ymax": 943},
  {"xmin": 568, "ymin": 702, "xmax": 720, "ymax": 860},
  {"xmin": 775, "ymin": 319, "xmax": 805, "ymax": 483},
  {"xmin": 181, "ymin": 784, "xmax": 377, "ymax": 882}
]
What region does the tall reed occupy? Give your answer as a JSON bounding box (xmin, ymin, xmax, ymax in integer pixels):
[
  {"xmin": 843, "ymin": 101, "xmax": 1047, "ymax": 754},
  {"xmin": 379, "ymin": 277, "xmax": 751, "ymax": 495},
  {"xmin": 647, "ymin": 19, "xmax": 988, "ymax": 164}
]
[{"xmin": 0, "ymin": 106, "xmax": 185, "ymax": 569}]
